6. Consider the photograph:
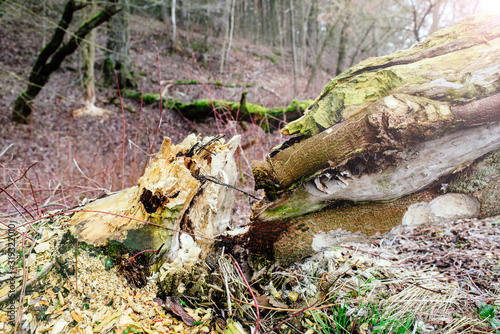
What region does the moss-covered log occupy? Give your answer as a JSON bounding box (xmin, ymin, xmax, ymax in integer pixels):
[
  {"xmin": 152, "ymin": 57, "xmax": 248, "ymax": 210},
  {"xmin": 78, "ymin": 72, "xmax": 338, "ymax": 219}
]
[
  {"xmin": 244, "ymin": 14, "xmax": 500, "ymax": 263},
  {"xmin": 121, "ymin": 89, "xmax": 312, "ymax": 131}
]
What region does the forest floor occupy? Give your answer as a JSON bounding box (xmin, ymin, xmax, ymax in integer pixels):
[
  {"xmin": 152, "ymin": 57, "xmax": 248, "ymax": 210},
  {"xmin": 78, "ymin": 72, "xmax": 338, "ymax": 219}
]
[{"xmin": 1, "ymin": 5, "xmax": 499, "ymax": 334}]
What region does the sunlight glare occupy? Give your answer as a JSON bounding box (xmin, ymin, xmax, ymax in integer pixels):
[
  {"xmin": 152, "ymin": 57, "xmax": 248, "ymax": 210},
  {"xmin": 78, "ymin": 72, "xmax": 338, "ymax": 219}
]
[{"xmin": 478, "ymin": 0, "xmax": 500, "ymax": 13}]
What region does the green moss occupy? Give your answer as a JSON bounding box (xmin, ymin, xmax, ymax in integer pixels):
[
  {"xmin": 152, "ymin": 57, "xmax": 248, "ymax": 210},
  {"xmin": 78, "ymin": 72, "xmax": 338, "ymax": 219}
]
[
  {"xmin": 265, "ymin": 55, "xmax": 277, "ymax": 64},
  {"xmin": 175, "ymin": 79, "xmax": 199, "ymax": 85},
  {"xmin": 447, "ymin": 148, "xmax": 500, "ymax": 217},
  {"xmin": 102, "ymin": 57, "xmax": 115, "ymax": 87},
  {"xmin": 266, "ymin": 205, "xmax": 301, "ymax": 218},
  {"xmin": 284, "ymin": 70, "xmax": 403, "ymax": 137}
]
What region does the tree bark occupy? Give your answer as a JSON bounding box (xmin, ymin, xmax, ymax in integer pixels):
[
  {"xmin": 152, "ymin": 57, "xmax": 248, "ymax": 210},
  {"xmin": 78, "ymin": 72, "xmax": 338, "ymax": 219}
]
[
  {"xmin": 219, "ymin": 0, "xmax": 231, "ymax": 74},
  {"xmin": 335, "ymin": 1, "xmax": 351, "ymax": 76},
  {"xmin": 290, "ymin": 0, "xmax": 298, "ymax": 95},
  {"xmin": 171, "ymin": 0, "xmax": 177, "ymax": 47},
  {"xmin": 247, "ymin": 13, "xmax": 500, "ymax": 263},
  {"xmin": 276, "ymin": 0, "xmax": 286, "ymax": 72},
  {"xmin": 299, "ymin": 0, "xmax": 311, "ymax": 75},
  {"xmin": 13, "ymin": 1, "xmax": 120, "ymax": 123},
  {"xmin": 305, "ymin": 21, "xmax": 336, "ymax": 91}
]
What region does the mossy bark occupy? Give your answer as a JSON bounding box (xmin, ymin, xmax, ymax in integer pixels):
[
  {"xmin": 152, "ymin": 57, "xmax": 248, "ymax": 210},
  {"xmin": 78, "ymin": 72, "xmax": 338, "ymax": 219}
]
[
  {"xmin": 120, "ymin": 89, "xmax": 312, "ymax": 131},
  {"xmin": 244, "ymin": 14, "xmax": 500, "ymax": 264},
  {"xmin": 103, "ymin": 0, "xmax": 136, "ymax": 89},
  {"xmin": 254, "ymin": 13, "xmax": 500, "ymax": 203}
]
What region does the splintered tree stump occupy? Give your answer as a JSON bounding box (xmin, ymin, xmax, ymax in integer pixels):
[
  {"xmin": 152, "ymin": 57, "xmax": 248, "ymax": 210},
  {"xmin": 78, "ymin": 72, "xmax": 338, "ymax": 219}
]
[
  {"xmin": 245, "ymin": 14, "xmax": 500, "ymax": 265},
  {"xmin": 69, "ymin": 134, "xmax": 240, "ymax": 291}
]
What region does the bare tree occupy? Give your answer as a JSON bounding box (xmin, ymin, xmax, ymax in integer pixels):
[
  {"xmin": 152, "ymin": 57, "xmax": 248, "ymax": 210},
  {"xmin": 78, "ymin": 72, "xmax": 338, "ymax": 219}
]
[
  {"xmin": 276, "ymin": 0, "xmax": 286, "ymax": 72},
  {"xmin": 219, "ymin": 0, "xmax": 231, "ymax": 74},
  {"xmin": 290, "ymin": 0, "xmax": 298, "ymax": 94},
  {"xmin": 12, "ymin": 0, "xmax": 120, "ymax": 123},
  {"xmin": 335, "ymin": 0, "xmax": 351, "ymax": 76},
  {"xmin": 300, "ymin": 0, "xmax": 312, "ymax": 75},
  {"xmin": 73, "ymin": 0, "xmax": 110, "ymax": 117},
  {"xmin": 171, "ymin": 0, "xmax": 177, "ymax": 47}
]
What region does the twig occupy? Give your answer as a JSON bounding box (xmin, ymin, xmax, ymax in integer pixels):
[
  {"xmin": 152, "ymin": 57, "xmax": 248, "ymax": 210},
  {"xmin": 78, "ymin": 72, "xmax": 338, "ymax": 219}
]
[
  {"xmin": 407, "ymin": 281, "xmax": 444, "ymax": 295},
  {"xmin": 197, "ymin": 174, "xmax": 269, "ymax": 203},
  {"xmin": 230, "ymin": 255, "xmax": 260, "ymax": 334},
  {"xmin": 0, "ymin": 185, "xmax": 35, "ymax": 220},
  {"xmin": 75, "ymin": 239, "xmax": 78, "ymax": 294},
  {"xmin": 1, "ymin": 162, "xmax": 38, "ymax": 190}
]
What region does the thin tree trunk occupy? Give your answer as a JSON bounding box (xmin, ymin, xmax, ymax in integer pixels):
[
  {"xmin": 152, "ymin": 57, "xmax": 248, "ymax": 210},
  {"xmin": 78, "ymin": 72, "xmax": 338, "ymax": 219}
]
[
  {"xmin": 371, "ymin": 23, "xmax": 379, "ymax": 57},
  {"xmin": 335, "ymin": 2, "xmax": 351, "ymax": 76},
  {"xmin": 219, "ymin": 0, "xmax": 231, "ymax": 74},
  {"xmin": 42, "ymin": 0, "xmax": 47, "ymax": 45},
  {"xmin": 290, "ymin": 0, "xmax": 298, "ymax": 95},
  {"xmin": 185, "ymin": 0, "xmax": 191, "ymax": 42},
  {"xmin": 305, "ymin": 21, "xmax": 337, "ymax": 91},
  {"xmin": 254, "ymin": 0, "xmax": 260, "ymax": 43},
  {"xmin": 171, "ymin": 0, "xmax": 177, "ymax": 47},
  {"xmin": 276, "ymin": 0, "xmax": 286, "ymax": 72},
  {"xmin": 161, "ymin": 0, "xmax": 169, "ymax": 22},
  {"xmin": 82, "ymin": 0, "xmax": 96, "ymax": 108},
  {"xmin": 73, "ymin": 0, "xmax": 111, "ymax": 117},
  {"xmin": 270, "ymin": 0, "xmax": 278, "ymax": 46},
  {"xmin": 103, "ymin": 0, "xmax": 135, "ymax": 89},
  {"xmin": 429, "ymin": 0, "xmax": 445, "ymax": 35},
  {"xmin": 300, "ymin": 0, "xmax": 311, "ymax": 75},
  {"xmin": 348, "ymin": 22, "xmax": 374, "ymax": 68},
  {"xmin": 226, "ymin": 0, "xmax": 236, "ymax": 63}
]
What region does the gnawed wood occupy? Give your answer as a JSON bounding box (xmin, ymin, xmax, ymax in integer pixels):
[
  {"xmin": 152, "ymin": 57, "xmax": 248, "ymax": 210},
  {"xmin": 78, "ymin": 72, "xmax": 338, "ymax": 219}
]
[{"xmin": 70, "ymin": 134, "xmax": 240, "ymax": 275}]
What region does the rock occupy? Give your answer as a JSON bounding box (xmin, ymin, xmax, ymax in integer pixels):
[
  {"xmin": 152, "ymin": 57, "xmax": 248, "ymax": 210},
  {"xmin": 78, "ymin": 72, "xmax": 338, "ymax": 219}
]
[
  {"xmin": 401, "ymin": 203, "xmax": 432, "ymax": 228},
  {"xmin": 311, "ymin": 229, "xmax": 369, "ymax": 252},
  {"xmin": 428, "ymin": 193, "xmax": 480, "ymax": 224},
  {"xmin": 401, "ymin": 193, "xmax": 480, "ymax": 230}
]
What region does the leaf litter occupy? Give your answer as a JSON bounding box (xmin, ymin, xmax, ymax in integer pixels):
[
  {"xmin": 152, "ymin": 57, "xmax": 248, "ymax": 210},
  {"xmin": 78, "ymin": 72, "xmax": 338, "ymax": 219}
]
[{"xmin": 0, "ymin": 213, "xmax": 499, "ymax": 333}]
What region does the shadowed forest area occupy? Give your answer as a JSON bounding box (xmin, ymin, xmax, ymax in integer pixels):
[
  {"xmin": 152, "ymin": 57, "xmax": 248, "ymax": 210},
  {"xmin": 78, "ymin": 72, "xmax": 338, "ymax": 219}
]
[{"xmin": 1, "ymin": 0, "xmax": 500, "ymax": 333}]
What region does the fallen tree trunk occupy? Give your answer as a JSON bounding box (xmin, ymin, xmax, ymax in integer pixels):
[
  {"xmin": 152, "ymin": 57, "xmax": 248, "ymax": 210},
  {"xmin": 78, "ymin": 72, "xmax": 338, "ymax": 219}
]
[
  {"xmin": 121, "ymin": 89, "xmax": 312, "ymax": 131},
  {"xmin": 245, "ymin": 13, "xmax": 500, "ymax": 264}
]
